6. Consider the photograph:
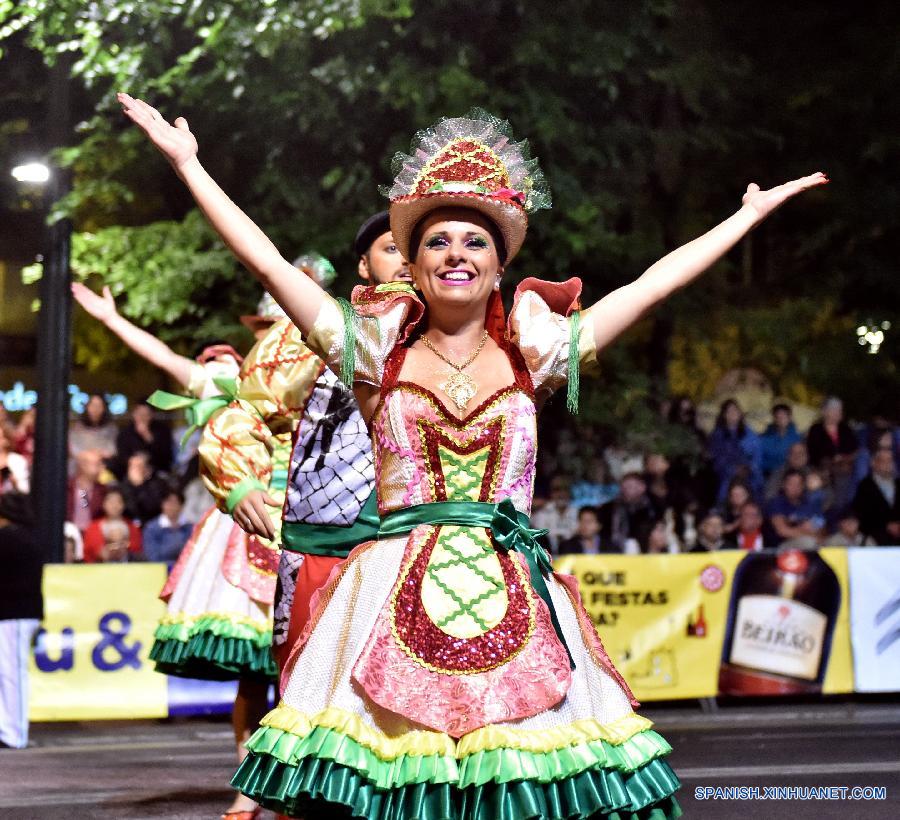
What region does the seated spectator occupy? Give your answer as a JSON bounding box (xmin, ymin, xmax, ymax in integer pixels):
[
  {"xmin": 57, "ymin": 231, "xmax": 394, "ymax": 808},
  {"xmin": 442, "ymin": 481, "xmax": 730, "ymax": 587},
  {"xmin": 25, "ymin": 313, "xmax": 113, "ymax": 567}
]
[
  {"xmin": 725, "ymin": 501, "xmax": 768, "ymax": 551},
  {"xmin": 721, "ymin": 480, "xmax": 753, "ymax": 540},
  {"xmin": 0, "ymin": 425, "xmax": 30, "ymax": 494},
  {"xmin": 570, "ymin": 457, "xmax": 618, "ymax": 509},
  {"xmin": 765, "ymin": 440, "xmax": 810, "ymax": 500},
  {"xmin": 143, "ymin": 490, "xmax": 193, "ymax": 562},
  {"xmin": 689, "ymin": 510, "xmax": 726, "ymax": 552},
  {"xmin": 63, "ymin": 521, "xmax": 84, "ymax": 564},
  {"xmin": 853, "ymin": 448, "xmax": 900, "ymax": 545},
  {"xmin": 760, "ymin": 403, "xmax": 802, "ymax": 477},
  {"xmin": 708, "ymin": 399, "xmax": 762, "ymax": 502},
  {"xmin": 598, "ymin": 472, "xmax": 657, "ymax": 553},
  {"xmin": 806, "ymin": 396, "xmax": 859, "ymax": 509},
  {"xmin": 0, "ymin": 491, "xmax": 43, "ymax": 749},
  {"xmin": 66, "ymin": 450, "xmax": 107, "ymax": 534},
  {"xmin": 83, "ymin": 488, "xmax": 142, "ymax": 563},
  {"xmin": 559, "ymin": 506, "xmax": 604, "ymax": 555},
  {"xmin": 823, "ymin": 509, "xmax": 876, "ymax": 547},
  {"xmin": 639, "ymin": 517, "xmax": 680, "ymax": 554},
  {"xmin": 112, "ymin": 401, "xmax": 173, "ymax": 479},
  {"xmin": 764, "ymin": 468, "xmax": 825, "ymax": 549},
  {"xmin": 531, "ymin": 476, "xmax": 579, "ymax": 555},
  {"xmin": 644, "ymin": 453, "xmax": 673, "ymax": 517},
  {"xmin": 69, "ymin": 393, "xmax": 118, "ymax": 464},
  {"xmin": 119, "ymin": 451, "xmax": 167, "ymax": 524},
  {"xmin": 12, "ymin": 408, "xmax": 36, "ymax": 465}
]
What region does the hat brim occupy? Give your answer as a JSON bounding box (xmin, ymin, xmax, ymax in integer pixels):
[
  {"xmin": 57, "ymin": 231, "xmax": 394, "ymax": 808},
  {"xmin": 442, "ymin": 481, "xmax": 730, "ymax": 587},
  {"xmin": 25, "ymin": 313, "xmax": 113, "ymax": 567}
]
[{"xmin": 390, "ymin": 192, "xmax": 527, "ymax": 264}]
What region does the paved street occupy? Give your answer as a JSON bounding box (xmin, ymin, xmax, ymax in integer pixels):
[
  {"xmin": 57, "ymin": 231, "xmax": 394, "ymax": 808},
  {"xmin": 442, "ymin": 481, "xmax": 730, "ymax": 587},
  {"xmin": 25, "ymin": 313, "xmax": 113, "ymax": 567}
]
[{"xmin": 1, "ymin": 702, "xmax": 898, "ymax": 819}]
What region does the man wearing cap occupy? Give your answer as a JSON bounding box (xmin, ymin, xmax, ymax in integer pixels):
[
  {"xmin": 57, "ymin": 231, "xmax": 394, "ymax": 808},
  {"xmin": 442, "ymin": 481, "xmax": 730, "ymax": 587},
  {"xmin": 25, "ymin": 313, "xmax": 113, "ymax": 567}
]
[
  {"xmin": 199, "ymin": 219, "xmax": 406, "ymax": 819},
  {"xmin": 0, "ymin": 493, "xmax": 43, "ymax": 749}
]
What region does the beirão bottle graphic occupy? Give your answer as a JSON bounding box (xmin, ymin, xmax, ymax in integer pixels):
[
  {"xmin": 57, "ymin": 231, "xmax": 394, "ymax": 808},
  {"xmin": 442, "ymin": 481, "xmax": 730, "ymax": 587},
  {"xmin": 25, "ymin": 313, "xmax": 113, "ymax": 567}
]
[{"xmin": 718, "ymin": 549, "xmax": 841, "ymax": 695}]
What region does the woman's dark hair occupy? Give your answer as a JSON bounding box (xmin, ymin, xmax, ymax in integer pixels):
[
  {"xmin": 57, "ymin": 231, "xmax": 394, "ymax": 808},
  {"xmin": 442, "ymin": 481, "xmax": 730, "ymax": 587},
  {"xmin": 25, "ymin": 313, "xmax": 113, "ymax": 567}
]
[
  {"xmin": 667, "ymin": 394, "xmax": 697, "ymax": 426},
  {"xmin": 714, "ymin": 399, "xmax": 746, "ymax": 437},
  {"xmin": 81, "ymin": 393, "xmax": 111, "ymax": 428}
]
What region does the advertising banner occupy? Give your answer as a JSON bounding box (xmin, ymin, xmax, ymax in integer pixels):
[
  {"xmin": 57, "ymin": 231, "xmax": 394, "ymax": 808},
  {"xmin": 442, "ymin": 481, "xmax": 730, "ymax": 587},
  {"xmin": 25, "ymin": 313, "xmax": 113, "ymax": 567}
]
[
  {"xmin": 554, "ymin": 548, "xmax": 853, "ymax": 701},
  {"xmin": 847, "ymin": 547, "xmax": 900, "ymax": 692},
  {"xmin": 29, "ymin": 563, "xmax": 169, "ymax": 720}
]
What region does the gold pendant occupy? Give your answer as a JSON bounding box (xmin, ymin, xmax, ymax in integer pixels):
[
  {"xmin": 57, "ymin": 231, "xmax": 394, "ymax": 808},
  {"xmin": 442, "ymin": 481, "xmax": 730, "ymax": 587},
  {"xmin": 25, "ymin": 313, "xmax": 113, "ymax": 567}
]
[{"xmin": 441, "ymin": 370, "xmax": 477, "ymax": 411}]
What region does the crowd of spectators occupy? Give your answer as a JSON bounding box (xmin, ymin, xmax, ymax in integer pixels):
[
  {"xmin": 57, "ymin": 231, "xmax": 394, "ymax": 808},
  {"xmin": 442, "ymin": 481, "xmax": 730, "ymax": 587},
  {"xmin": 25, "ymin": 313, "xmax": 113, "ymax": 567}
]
[
  {"xmin": 533, "ymin": 395, "xmax": 900, "ymax": 555},
  {"xmin": 4, "ymin": 388, "xmax": 900, "ymax": 563},
  {"xmin": 1, "ymin": 395, "xmax": 204, "ymax": 565}
]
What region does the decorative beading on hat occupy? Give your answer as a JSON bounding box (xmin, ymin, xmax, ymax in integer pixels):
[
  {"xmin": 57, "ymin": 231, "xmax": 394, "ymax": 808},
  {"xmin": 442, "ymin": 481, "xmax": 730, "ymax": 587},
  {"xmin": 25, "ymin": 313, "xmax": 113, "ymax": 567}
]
[
  {"xmin": 292, "ymin": 252, "xmax": 337, "ymax": 289},
  {"xmin": 254, "ymin": 291, "xmax": 289, "ymax": 323},
  {"xmin": 385, "ymin": 109, "xmax": 551, "ymax": 212},
  {"xmin": 385, "ymin": 109, "xmax": 551, "ymax": 263}
]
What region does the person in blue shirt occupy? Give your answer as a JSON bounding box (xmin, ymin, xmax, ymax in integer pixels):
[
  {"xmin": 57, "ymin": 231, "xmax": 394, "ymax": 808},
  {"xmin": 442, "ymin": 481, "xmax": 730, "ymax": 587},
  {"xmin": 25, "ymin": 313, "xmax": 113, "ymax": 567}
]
[
  {"xmin": 142, "ymin": 489, "xmax": 194, "ymax": 563},
  {"xmin": 708, "ymin": 399, "xmax": 762, "ymax": 502},
  {"xmin": 764, "ymin": 468, "xmax": 825, "ymax": 548},
  {"xmin": 760, "ymin": 402, "xmax": 802, "ymax": 477}
]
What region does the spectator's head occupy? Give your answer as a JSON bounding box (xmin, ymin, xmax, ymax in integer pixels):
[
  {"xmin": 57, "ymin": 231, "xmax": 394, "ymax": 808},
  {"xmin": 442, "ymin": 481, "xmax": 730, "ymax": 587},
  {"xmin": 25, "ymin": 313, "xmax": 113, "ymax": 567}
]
[
  {"xmin": 738, "ymin": 501, "xmax": 763, "ymax": 534},
  {"xmin": 781, "ymin": 469, "xmax": 806, "ymax": 502},
  {"xmin": 18, "ymin": 407, "xmax": 36, "ymax": 430},
  {"xmin": 772, "ymin": 403, "xmax": 793, "ymax": 430},
  {"xmin": 82, "ymin": 393, "xmax": 110, "ymax": 428},
  {"xmin": 871, "ymin": 448, "xmax": 896, "ymax": 480},
  {"xmin": 645, "ymin": 520, "xmax": 670, "ymax": 554},
  {"xmin": 160, "ymin": 489, "xmax": 184, "ymax": 522},
  {"xmin": 74, "ymin": 450, "xmax": 103, "ymax": 482},
  {"xmin": 127, "ymin": 451, "xmax": 153, "ymax": 484},
  {"xmin": 786, "ymin": 441, "xmax": 809, "ymax": 470},
  {"xmin": 131, "ymin": 401, "xmax": 153, "ymax": 427},
  {"xmin": 355, "ymin": 211, "xmax": 411, "ymax": 285},
  {"xmin": 644, "ymin": 453, "xmax": 670, "ymax": 478},
  {"xmin": 576, "ymin": 506, "xmax": 601, "ymax": 539},
  {"xmin": 822, "ymin": 396, "xmax": 843, "ymax": 425},
  {"xmin": 620, "ymin": 472, "xmax": 647, "ymax": 503},
  {"xmin": 0, "ymin": 491, "xmax": 34, "ymax": 527},
  {"xmin": 697, "ymin": 510, "xmax": 724, "ymax": 546},
  {"xmin": 585, "ymin": 456, "xmax": 611, "ymax": 484},
  {"xmin": 715, "ymin": 399, "xmax": 745, "ymax": 433},
  {"xmin": 806, "ymin": 468, "xmax": 826, "ymax": 494},
  {"xmin": 726, "ymin": 481, "xmax": 752, "ymax": 512},
  {"xmin": 101, "ymin": 488, "xmax": 126, "ymax": 519},
  {"xmin": 836, "ymin": 509, "xmax": 861, "ymax": 540},
  {"xmin": 549, "ymin": 477, "xmax": 571, "ymax": 506},
  {"xmin": 868, "ymin": 428, "xmax": 894, "ymax": 454},
  {"xmin": 668, "ymin": 395, "xmax": 697, "ymax": 427}
]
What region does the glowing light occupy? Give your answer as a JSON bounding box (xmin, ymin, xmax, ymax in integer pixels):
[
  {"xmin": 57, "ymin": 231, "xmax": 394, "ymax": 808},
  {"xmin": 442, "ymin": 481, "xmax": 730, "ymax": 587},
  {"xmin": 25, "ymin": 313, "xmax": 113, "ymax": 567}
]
[{"xmin": 11, "ymin": 162, "xmax": 50, "ymax": 183}]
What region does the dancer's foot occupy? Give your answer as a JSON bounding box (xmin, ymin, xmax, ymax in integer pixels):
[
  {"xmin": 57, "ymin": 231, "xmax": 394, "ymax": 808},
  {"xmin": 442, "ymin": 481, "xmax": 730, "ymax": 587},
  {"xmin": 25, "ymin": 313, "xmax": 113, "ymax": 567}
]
[{"xmin": 221, "ymin": 792, "xmax": 261, "ymax": 819}]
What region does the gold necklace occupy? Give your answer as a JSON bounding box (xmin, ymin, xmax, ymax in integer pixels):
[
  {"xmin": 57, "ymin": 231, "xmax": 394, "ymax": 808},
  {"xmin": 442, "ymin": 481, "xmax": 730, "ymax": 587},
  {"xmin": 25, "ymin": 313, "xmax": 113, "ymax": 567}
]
[{"xmin": 420, "ymin": 330, "xmax": 489, "ymax": 411}]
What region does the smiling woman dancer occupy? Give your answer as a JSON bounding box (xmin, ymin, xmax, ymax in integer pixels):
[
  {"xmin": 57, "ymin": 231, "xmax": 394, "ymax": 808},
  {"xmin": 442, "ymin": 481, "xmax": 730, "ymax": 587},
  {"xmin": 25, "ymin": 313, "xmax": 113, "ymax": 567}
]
[{"xmin": 120, "ymin": 93, "xmax": 825, "ymax": 819}]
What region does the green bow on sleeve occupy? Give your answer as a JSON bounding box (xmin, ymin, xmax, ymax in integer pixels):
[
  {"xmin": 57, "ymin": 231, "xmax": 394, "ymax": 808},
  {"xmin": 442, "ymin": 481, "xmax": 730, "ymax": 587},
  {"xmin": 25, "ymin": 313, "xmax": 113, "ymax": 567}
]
[{"xmin": 148, "ymin": 376, "xmax": 238, "ymax": 448}]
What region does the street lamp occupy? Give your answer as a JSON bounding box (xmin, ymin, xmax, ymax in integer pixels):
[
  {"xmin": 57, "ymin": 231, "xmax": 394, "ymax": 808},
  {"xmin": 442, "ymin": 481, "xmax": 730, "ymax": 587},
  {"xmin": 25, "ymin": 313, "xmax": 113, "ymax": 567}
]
[{"xmin": 11, "ymin": 162, "xmax": 51, "ymax": 184}]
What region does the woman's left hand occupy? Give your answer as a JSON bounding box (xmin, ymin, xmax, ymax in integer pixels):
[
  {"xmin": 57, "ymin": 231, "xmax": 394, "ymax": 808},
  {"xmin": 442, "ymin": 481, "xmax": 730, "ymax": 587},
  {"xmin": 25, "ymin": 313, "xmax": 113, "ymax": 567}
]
[{"xmin": 742, "ymin": 172, "xmax": 828, "ymax": 222}]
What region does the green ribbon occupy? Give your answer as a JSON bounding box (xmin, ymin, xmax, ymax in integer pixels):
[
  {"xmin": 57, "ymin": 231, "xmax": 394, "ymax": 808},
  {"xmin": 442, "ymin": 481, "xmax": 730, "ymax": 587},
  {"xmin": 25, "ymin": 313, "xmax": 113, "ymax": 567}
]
[
  {"xmin": 282, "ymin": 491, "xmax": 380, "ymax": 557},
  {"xmin": 148, "ymin": 375, "xmax": 238, "ymax": 447},
  {"xmin": 567, "ymin": 310, "xmax": 581, "ymax": 415},
  {"xmin": 379, "ymin": 499, "xmax": 574, "ymax": 669}
]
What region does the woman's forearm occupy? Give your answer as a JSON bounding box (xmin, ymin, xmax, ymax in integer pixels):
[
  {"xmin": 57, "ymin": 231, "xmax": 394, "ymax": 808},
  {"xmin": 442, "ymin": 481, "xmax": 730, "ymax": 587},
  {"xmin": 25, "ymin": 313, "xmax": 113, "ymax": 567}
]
[{"xmin": 104, "ymin": 312, "xmax": 193, "ymax": 387}]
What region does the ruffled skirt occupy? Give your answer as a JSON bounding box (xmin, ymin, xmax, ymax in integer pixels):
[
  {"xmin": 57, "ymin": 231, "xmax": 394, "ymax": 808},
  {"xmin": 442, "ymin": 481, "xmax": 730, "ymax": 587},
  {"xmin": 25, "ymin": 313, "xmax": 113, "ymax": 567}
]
[
  {"xmin": 149, "ymin": 507, "xmax": 277, "ymax": 681},
  {"xmin": 233, "ymin": 527, "xmax": 680, "ymax": 817}
]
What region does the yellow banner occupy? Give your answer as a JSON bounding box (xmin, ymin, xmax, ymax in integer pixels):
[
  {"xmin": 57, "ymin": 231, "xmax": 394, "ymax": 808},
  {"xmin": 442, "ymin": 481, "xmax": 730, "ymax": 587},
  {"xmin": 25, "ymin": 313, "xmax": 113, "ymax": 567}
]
[
  {"xmin": 29, "ymin": 564, "xmax": 169, "ymax": 721},
  {"xmin": 554, "ymin": 549, "xmax": 853, "ymax": 701}
]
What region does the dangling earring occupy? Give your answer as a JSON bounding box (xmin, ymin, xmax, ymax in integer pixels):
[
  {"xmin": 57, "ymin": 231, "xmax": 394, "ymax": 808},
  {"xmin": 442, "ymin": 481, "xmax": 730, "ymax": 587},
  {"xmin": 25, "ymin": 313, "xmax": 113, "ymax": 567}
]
[{"xmin": 494, "ymin": 274, "xmax": 502, "ymax": 291}]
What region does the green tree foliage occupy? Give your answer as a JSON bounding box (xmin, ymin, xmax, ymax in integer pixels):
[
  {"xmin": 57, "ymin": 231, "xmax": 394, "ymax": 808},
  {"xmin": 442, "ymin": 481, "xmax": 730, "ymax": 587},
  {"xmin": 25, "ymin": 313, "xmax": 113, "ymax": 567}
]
[{"xmin": 3, "ymin": 1, "xmax": 898, "ymax": 428}]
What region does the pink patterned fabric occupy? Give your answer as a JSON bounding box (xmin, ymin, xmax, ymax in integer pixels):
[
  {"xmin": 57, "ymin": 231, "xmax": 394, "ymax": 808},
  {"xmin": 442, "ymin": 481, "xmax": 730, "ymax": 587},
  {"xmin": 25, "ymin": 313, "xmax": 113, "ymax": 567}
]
[{"xmin": 221, "ymin": 527, "xmax": 279, "ymax": 605}]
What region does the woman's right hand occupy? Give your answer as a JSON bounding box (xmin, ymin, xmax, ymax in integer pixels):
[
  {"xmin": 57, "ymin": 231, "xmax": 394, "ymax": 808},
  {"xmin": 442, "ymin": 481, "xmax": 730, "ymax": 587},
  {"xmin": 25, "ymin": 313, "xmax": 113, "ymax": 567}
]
[
  {"xmin": 117, "ymin": 92, "xmax": 199, "ymax": 172},
  {"xmin": 72, "ymin": 282, "xmax": 118, "ymax": 323},
  {"xmin": 232, "ymin": 489, "xmax": 278, "ymax": 541}
]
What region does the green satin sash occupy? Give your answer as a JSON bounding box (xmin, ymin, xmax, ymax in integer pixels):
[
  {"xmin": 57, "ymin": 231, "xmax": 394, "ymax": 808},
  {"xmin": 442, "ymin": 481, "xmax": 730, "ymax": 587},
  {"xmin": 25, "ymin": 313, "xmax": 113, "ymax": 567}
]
[
  {"xmin": 148, "ymin": 375, "xmax": 239, "ymax": 447},
  {"xmin": 281, "ymin": 491, "xmax": 380, "ymax": 558},
  {"xmin": 378, "ymin": 499, "xmax": 574, "ymax": 668}
]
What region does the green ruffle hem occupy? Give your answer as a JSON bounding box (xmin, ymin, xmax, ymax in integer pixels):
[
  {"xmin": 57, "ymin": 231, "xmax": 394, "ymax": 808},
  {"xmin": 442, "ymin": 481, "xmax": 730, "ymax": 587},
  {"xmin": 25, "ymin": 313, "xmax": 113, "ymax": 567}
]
[
  {"xmin": 150, "ymin": 616, "xmax": 277, "ymax": 681},
  {"xmin": 231, "ymin": 724, "xmax": 681, "ymax": 819}
]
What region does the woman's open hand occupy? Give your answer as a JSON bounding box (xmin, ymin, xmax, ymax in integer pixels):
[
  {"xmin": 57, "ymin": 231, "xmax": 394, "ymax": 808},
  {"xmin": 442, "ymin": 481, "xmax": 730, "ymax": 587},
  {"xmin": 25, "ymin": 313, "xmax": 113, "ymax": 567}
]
[
  {"xmin": 117, "ymin": 92, "xmax": 198, "ymax": 172},
  {"xmin": 741, "ymin": 172, "xmax": 828, "ymax": 223},
  {"xmin": 72, "ymin": 282, "xmax": 117, "ymax": 323}
]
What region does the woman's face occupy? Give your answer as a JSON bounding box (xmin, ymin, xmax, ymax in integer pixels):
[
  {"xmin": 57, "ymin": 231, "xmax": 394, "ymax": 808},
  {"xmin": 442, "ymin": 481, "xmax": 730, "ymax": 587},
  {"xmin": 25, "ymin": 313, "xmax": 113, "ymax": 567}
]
[
  {"xmin": 103, "ymin": 492, "xmax": 125, "ymax": 518},
  {"xmin": 411, "ymin": 208, "xmax": 501, "ymax": 314},
  {"xmin": 86, "ymin": 395, "xmax": 106, "ymax": 423},
  {"xmin": 724, "ymin": 402, "xmax": 742, "ymax": 427}
]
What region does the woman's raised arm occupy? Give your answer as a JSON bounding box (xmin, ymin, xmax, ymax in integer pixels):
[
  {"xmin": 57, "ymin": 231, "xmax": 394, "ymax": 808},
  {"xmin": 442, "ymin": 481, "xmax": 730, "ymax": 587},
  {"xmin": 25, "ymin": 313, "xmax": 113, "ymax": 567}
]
[
  {"xmin": 72, "ymin": 282, "xmax": 195, "ymax": 387},
  {"xmin": 117, "ymin": 93, "xmax": 326, "ymax": 335},
  {"xmin": 584, "ymin": 173, "xmax": 828, "ymax": 353}
]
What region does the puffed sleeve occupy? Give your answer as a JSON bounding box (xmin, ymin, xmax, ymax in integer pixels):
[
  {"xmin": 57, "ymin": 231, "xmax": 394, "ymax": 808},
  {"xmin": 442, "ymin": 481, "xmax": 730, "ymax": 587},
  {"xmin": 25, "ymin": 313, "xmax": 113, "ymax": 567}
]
[
  {"xmin": 199, "ymin": 319, "xmax": 325, "ymax": 514},
  {"xmin": 508, "ymin": 278, "xmax": 598, "ymax": 399},
  {"xmin": 306, "ymin": 284, "xmax": 424, "ymax": 386}
]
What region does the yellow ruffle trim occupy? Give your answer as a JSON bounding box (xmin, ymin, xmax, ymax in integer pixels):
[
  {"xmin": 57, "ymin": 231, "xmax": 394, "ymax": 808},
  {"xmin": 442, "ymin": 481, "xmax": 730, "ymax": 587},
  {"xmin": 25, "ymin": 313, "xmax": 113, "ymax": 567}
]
[
  {"xmin": 261, "ymin": 703, "xmax": 654, "ymax": 761},
  {"xmin": 158, "ymin": 611, "xmax": 270, "ymax": 632}
]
